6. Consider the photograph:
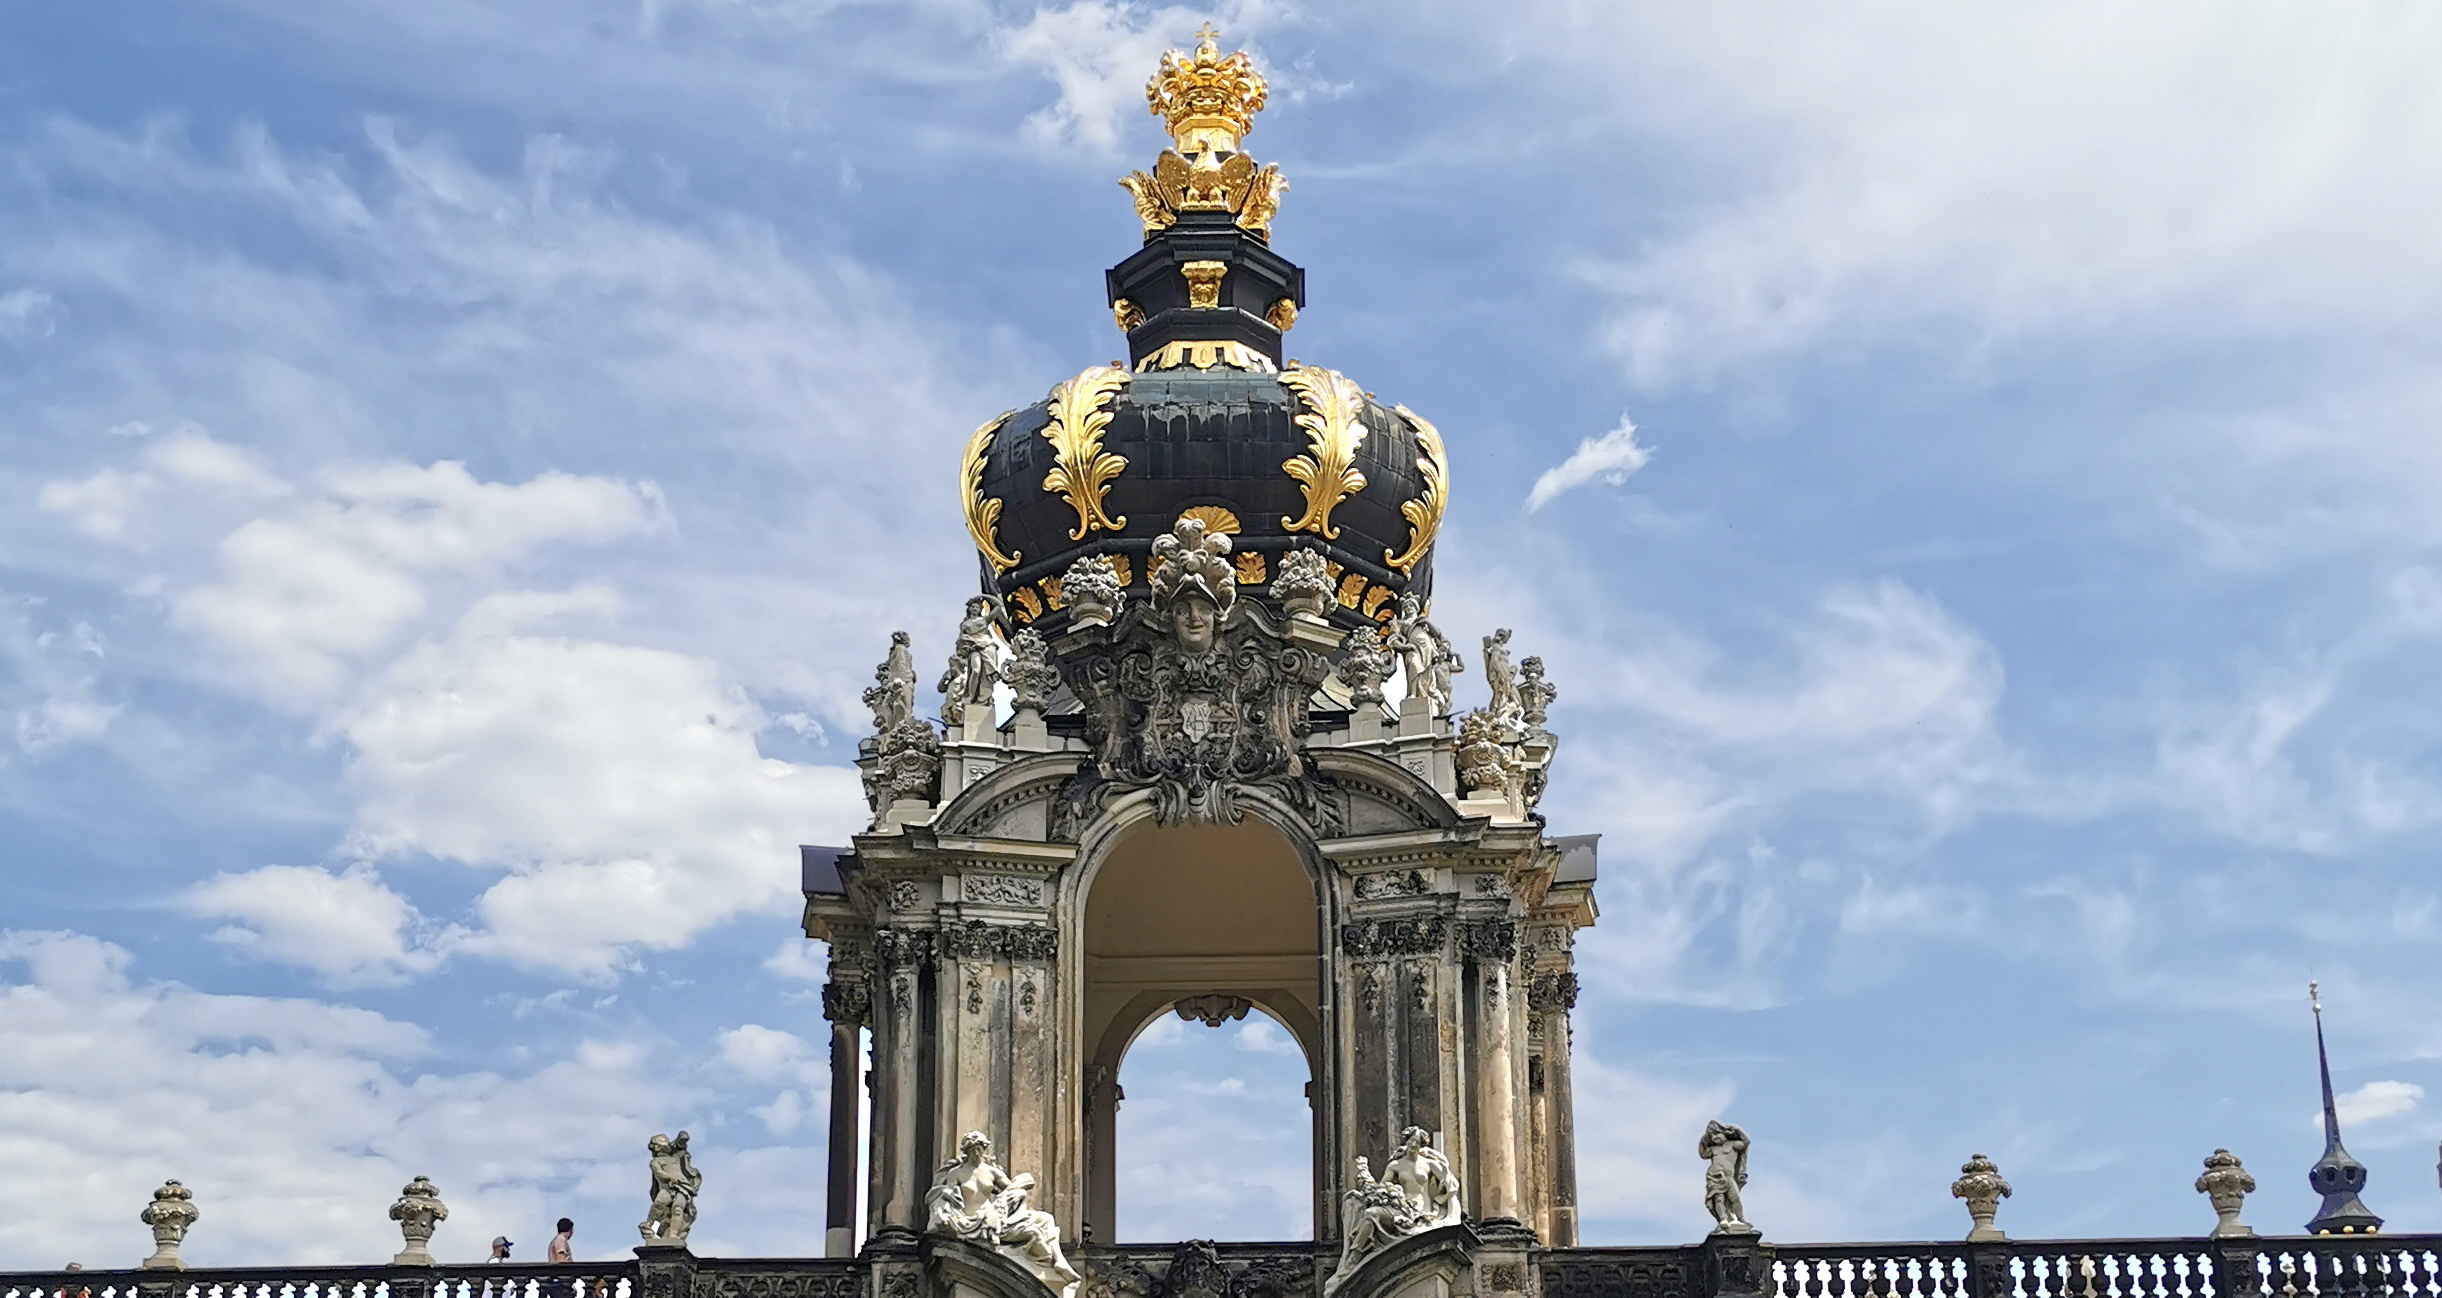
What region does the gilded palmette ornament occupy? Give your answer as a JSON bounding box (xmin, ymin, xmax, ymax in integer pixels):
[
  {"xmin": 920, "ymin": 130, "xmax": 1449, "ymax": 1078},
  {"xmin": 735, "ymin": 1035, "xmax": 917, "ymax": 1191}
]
[
  {"xmin": 1384, "ymin": 404, "xmax": 1447, "ymax": 576},
  {"xmin": 960, "ymin": 410, "xmax": 1020, "ymax": 574},
  {"xmin": 1279, "ymin": 364, "xmax": 1369, "ymax": 539},
  {"xmin": 1040, "ymin": 364, "xmax": 1132, "ymax": 541}
]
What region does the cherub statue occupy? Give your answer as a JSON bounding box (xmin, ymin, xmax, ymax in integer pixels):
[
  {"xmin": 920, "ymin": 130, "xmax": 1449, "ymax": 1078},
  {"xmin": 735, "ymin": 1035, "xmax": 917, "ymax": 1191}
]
[
  {"xmin": 863, "ymin": 631, "xmax": 917, "ymax": 731},
  {"xmin": 639, "ymin": 1131, "xmax": 702, "ymax": 1245},
  {"xmin": 925, "ymin": 1131, "xmax": 1081, "ymax": 1298},
  {"xmin": 1384, "ymin": 1126, "xmax": 1463, "ymax": 1228},
  {"xmin": 1699, "ymin": 1120, "xmax": 1753, "ymax": 1234},
  {"xmin": 937, "ymin": 597, "xmax": 1002, "ymax": 725}
]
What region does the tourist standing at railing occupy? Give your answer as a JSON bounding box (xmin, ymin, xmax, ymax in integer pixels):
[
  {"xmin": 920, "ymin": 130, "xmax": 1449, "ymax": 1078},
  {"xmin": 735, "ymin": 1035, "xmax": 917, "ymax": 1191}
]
[
  {"xmin": 492, "ymin": 1236, "xmax": 516, "ymax": 1261},
  {"xmin": 547, "ymin": 1218, "xmax": 575, "ymax": 1298}
]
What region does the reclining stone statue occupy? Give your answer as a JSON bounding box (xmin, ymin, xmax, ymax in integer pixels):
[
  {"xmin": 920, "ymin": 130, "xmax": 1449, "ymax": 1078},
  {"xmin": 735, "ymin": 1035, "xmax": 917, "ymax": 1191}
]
[{"xmin": 925, "ymin": 1131, "xmax": 1083, "ymax": 1298}]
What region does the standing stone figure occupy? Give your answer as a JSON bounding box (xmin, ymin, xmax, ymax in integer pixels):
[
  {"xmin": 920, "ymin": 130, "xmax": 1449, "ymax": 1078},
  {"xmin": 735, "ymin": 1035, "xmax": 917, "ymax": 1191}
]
[
  {"xmin": 1386, "ymin": 593, "xmax": 1464, "ymax": 713},
  {"xmin": 924, "ymin": 1131, "xmax": 1081, "ymax": 1298},
  {"xmin": 863, "ymin": 631, "xmax": 917, "ymax": 731},
  {"xmin": 1481, "ymin": 629, "xmax": 1520, "ymax": 729},
  {"xmin": 1699, "ymin": 1121, "xmax": 1754, "ymax": 1234},
  {"xmin": 938, "ymin": 598, "xmax": 1002, "ymax": 726},
  {"xmin": 388, "ymin": 1175, "xmax": 449, "ymax": 1266},
  {"xmin": 139, "ymin": 1180, "xmax": 199, "ymax": 1271},
  {"xmin": 1384, "ymin": 1126, "xmax": 1464, "ymax": 1228},
  {"xmin": 639, "ymin": 1132, "xmax": 702, "ymax": 1246}
]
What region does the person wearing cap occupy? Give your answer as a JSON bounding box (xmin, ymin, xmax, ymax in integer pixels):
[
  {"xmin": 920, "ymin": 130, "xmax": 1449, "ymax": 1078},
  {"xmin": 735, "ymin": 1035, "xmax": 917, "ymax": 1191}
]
[{"xmin": 490, "ymin": 1236, "xmax": 514, "ymax": 1261}]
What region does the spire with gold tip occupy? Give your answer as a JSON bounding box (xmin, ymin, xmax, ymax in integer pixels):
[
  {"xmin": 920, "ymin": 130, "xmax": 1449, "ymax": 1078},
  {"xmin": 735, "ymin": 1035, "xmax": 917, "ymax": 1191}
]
[{"xmin": 1121, "ymin": 25, "xmax": 1287, "ymax": 239}]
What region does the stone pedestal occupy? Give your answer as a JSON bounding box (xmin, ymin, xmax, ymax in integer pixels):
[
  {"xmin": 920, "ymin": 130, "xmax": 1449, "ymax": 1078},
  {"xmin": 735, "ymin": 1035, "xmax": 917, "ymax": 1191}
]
[{"xmin": 1702, "ymin": 1230, "xmax": 1770, "ymax": 1298}]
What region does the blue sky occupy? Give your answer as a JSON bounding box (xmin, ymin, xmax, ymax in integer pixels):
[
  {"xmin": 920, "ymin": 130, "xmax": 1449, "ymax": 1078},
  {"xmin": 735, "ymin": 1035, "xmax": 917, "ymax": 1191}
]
[{"xmin": 3, "ymin": 0, "xmax": 2440, "ymax": 1269}]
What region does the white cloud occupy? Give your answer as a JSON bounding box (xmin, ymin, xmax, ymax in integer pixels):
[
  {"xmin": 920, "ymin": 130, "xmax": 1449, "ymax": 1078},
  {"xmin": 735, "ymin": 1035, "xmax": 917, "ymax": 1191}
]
[
  {"xmin": 2327, "ymin": 1079, "xmax": 2423, "ymax": 1132},
  {"xmin": 184, "ymin": 864, "xmax": 442, "ymax": 986},
  {"xmin": 341, "ymin": 591, "xmax": 867, "ymax": 978},
  {"xmin": 1525, "ymin": 415, "xmax": 1651, "ymax": 513},
  {"xmin": 996, "ymin": 1, "xmax": 1278, "ymax": 156},
  {"xmin": 0, "ymin": 598, "xmax": 119, "ymax": 758},
  {"xmin": 1511, "ymin": 5, "xmax": 2442, "ymax": 386},
  {"xmin": 0, "ymin": 287, "xmax": 58, "ymax": 343},
  {"xmin": 37, "ymin": 425, "xmax": 287, "ymax": 543},
  {"xmin": 0, "ymin": 930, "xmax": 685, "ymax": 1269},
  {"xmin": 169, "ymin": 462, "xmax": 663, "ymax": 709}
]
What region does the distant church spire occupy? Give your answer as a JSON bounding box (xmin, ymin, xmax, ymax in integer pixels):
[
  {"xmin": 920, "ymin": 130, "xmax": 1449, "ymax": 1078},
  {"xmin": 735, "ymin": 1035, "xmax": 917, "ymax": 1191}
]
[{"xmin": 2305, "ymin": 980, "xmax": 2383, "ymax": 1234}]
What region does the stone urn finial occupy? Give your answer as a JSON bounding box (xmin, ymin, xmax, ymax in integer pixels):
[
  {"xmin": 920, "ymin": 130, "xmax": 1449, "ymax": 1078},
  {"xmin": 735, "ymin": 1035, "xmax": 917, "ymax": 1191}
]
[
  {"xmin": 389, "ymin": 1175, "xmax": 450, "ymax": 1265},
  {"xmin": 2195, "ymin": 1149, "xmax": 2257, "ymax": 1239},
  {"xmin": 139, "ymin": 1180, "xmax": 199, "ymax": 1270},
  {"xmin": 1950, "ymin": 1154, "xmax": 2012, "ymax": 1242}
]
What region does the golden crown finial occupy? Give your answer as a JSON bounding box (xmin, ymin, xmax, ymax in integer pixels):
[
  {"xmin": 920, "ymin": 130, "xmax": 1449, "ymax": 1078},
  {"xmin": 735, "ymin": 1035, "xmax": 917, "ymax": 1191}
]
[{"xmin": 1146, "ymin": 24, "xmax": 1268, "ymax": 156}]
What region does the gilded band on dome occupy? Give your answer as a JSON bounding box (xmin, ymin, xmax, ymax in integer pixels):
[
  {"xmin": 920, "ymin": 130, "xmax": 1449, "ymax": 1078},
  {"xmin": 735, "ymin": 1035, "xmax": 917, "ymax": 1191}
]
[{"xmin": 1040, "ymin": 364, "xmax": 1133, "ymax": 541}]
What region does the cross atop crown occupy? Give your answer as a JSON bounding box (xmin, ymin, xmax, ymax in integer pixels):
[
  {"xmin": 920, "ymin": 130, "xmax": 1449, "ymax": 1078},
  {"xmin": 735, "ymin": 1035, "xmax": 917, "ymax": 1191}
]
[{"xmin": 1145, "ymin": 24, "xmax": 1269, "ymax": 156}]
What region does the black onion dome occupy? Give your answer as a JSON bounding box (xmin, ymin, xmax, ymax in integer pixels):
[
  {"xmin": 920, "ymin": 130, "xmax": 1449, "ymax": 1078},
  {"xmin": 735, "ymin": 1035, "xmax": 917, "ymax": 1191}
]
[
  {"xmin": 953, "ymin": 36, "xmax": 1451, "ymax": 633},
  {"xmin": 969, "ymin": 363, "xmax": 1441, "ymax": 632}
]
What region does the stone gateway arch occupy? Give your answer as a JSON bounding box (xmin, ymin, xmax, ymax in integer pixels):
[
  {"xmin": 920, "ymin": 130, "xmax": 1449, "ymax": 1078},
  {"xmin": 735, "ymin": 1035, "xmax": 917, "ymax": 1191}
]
[{"xmin": 798, "ymin": 24, "xmax": 1598, "ymax": 1298}]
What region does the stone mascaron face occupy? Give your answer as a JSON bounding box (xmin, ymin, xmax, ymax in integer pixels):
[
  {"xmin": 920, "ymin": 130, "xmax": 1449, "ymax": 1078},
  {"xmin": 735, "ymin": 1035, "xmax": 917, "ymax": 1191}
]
[{"xmin": 957, "ymin": 27, "xmax": 1448, "ymax": 634}]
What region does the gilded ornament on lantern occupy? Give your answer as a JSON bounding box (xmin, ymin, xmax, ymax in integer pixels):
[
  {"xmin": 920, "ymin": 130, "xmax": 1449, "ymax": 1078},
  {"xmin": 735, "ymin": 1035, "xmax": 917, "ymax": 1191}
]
[
  {"xmin": 1040, "ymin": 575, "xmax": 1065, "ymax": 609},
  {"xmin": 1135, "ymin": 340, "xmax": 1277, "ymax": 374},
  {"xmin": 1118, "ymin": 27, "xmax": 1288, "ymax": 239},
  {"xmin": 1384, "ymin": 404, "xmax": 1447, "ymax": 577},
  {"xmin": 961, "ymin": 410, "xmax": 1020, "ymax": 575},
  {"xmin": 1182, "ymin": 261, "xmax": 1226, "ymax": 309},
  {"xmin": 1113, "ymin": 298, "xmax": 1146, "ymax": 332},
  {"xmin": 1280, "ymin": 364, "xmax": 1370, "ymax": 539},
  {"xmin": 1010, "ymin": 587, "xmax": 1042, "ymax": 621},
  {"xmin": 1235, "ymin": 551, "xmax": 1267, "ymax": 585},
  {"xmin": 1362, "ymin": 584, "xmax": 1394, "ymax": 619},
  {"xmin": 1148, "ymin": 24, "xmax": 1265, "ymax": 154},
  {"xmin": 1266, "ymin": 298, "xmax": 1298, "ymax": 331},
  {"xmin": 1040, "ymin": 364, "xmax": 1132, "ymax": 541},
  {"xmin": 1106, "ymin": 553, "xmax": 1134, "ymax": 587},
  {"xmin": 1336, "ymin": 572, "xmax": 1368, "ymax": 608}
]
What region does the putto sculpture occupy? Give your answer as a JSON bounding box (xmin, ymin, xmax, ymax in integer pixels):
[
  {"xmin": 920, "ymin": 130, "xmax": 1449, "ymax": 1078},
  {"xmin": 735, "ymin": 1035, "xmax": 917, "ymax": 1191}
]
[
  {"xmin": 640, "ymin": 1131, "xmax": 702, "ymax": 1247},
  {"xmin": 1698, "ymin": 1121, "xmax": 1754, "ymax": 1235},
  {"xmin": 388, "ymin": 1175, "xmax": 448, "ymax": 1266},
  {"xmin": 924, "ymin": 1131, "xmax": 1082, "ymax": 1298},
  {"xmin": 1326, "ymin": 1130, "xmax": 1465, "ymax": 1294},
  {"xmin": 139, "ymin": 1179, "xmax": 199, "ymax": 1271}
]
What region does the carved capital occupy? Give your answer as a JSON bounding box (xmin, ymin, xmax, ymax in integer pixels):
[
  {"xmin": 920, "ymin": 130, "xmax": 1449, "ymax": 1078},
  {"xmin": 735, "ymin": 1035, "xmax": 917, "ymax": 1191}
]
[
  {"xmin": 1528, "ymin": 970, "xmax": 1579, "ymax": 1013},
  {"xmin": 941, "ymin": 920, "xmax": 1060, "ymax": 963},
  {"xmin": 1458, "ymin": 918, "xmax": 1518, "ymax": 963},
  {"xmin": 821, "ymin": 980, "xmax": 872, "ymax": 1026},
  {"xmin": 872, "ymin": 927, "xmax": 935, "ymax": 971},
  {"xmin": 1340, "ymin": 914, "xmax": 1447, "ymax": 957}
]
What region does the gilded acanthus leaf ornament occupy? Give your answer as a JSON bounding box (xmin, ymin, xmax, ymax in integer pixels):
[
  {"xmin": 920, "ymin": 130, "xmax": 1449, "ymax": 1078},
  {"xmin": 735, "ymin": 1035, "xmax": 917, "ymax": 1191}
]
[
  {"xmin": 960, "ymin": 410, "xmax": 1020, "ymax": 575},
  {"xmin": 1040, "ymin": 364, "xmax": 1132, "ymax": 541},
  {"xmin": 1279, "ymin": 365, "xmax": 1369, "ymax": 539},
  {"xmin": 1384, "ymin": 404, "xmax": 1447, "ymax": 576}
]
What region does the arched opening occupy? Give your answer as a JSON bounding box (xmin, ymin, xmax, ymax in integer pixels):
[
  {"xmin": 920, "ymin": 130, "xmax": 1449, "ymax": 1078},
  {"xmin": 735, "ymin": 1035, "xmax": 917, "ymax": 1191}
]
[
  {"xmin": 1114, "ymin": 1007, "xmax": 1313, "ymax": 1241},
  {"xmin": 1081, "ymin": 818, "xmax": 1323, "ymax": 1242}
]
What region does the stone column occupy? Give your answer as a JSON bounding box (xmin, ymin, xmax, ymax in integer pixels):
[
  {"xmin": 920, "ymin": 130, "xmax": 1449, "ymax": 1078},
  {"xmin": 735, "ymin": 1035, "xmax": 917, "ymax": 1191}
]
[
  {"xmin": 873, "ymin": 928, "xmax": 931, "ymax": 1236},
  {"xmin": 1529, "ymin": 967, "xmax": 1580, "ymax": 1246},
  {"xmin": 822, "ymin": 978, "xmax": 870, "ymax": 1257},
  {"xmin": 1465, "ymin": 920, "xmax": 1525, "ymax": 1225}
]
